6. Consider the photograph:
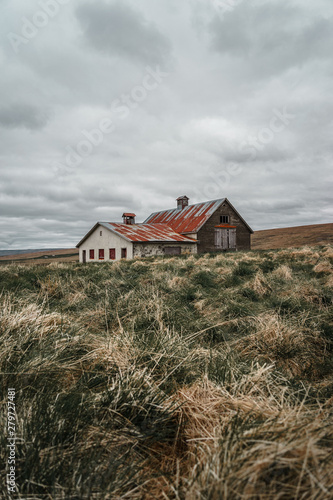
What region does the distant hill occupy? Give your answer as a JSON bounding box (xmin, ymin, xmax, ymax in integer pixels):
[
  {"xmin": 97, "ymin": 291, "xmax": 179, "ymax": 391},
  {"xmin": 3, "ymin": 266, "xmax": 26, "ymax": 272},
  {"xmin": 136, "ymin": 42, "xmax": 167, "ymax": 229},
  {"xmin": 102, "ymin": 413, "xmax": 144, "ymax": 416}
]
[
  {"xmin": 252, "ymin": 223, "xmax": 333, "ymax": 250},
  {"xmin": 0, "ymin": 248, "xmax": 78, "ymax": 264},
  {"xmin": 0, "ymin": 248, "xmax": 69, "ymax": 257}
]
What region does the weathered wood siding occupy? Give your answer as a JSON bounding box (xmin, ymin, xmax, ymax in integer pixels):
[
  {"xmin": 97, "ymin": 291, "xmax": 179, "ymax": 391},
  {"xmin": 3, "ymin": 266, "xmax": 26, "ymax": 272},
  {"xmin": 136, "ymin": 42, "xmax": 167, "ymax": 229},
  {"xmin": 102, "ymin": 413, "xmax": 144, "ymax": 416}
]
[{"xmin": 197, "ymin": 200, "xmax": 251, "ymax": 253}]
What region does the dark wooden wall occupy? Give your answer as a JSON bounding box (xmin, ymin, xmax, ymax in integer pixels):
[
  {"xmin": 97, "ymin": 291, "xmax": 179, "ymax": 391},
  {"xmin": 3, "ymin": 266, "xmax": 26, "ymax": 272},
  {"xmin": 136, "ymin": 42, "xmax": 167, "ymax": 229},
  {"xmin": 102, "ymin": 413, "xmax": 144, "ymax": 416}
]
[{"xmin": 197, "ymin": 200, "xmax": 251, "ymax": 253}]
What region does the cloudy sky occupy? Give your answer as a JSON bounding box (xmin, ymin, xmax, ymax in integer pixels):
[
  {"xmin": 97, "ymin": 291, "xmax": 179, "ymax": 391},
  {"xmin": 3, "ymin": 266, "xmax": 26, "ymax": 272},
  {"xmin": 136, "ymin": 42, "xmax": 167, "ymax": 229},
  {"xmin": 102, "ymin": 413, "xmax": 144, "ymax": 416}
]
[{"xmin": 1, "ymin": 0, "xmax": 332, "ymax": 249}]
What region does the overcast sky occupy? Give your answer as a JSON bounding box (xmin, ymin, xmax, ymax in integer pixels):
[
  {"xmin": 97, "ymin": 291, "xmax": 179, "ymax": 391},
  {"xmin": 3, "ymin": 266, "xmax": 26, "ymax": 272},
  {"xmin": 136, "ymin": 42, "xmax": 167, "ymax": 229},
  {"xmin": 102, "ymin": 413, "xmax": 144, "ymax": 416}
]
[{"xmin": 0, "ymin": 0, "xmax": 332, "ymax": 249}]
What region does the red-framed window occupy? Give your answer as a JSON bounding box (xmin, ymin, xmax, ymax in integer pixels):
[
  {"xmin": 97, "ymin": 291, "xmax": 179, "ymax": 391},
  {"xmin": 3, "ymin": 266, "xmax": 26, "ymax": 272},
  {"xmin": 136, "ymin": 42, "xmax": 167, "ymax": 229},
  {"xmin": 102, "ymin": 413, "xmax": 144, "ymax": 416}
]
[
  {"xmin": 109, "ymin": 248, "xmax": 116, "ymax": 260},
  {"xmin": 89, "ymin": 249, "xmax": 94, "ymax": 260},
  {"xmin": 99, "ymin": 249, "xmax": 104, "ymax": 260},
  {"xmin": 121, "ymin": 248, "xmax": 127, "ymax": 259}
]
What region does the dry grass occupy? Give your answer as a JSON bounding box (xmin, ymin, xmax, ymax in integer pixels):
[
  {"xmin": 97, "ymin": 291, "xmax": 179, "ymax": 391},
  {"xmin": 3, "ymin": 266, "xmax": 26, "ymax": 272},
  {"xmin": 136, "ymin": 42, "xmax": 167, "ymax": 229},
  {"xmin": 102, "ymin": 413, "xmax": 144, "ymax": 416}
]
[
  {"xmin": 0, "ymin": 245, "xmax": 332, "ymax": 499},
  {"xmin": 252, "ymin": 223, "xmax": 333, "ymax": 250},
  {"xmin": 314, "ymin": 260, "xmax": 332, "ymax": 274},
  {"xmin": 233, "ymin": 313, "xmax": 329, "ymax": 378},
  {"xmin": 272, "ymin": 264, "xmax": 293, "ymax": 280}
]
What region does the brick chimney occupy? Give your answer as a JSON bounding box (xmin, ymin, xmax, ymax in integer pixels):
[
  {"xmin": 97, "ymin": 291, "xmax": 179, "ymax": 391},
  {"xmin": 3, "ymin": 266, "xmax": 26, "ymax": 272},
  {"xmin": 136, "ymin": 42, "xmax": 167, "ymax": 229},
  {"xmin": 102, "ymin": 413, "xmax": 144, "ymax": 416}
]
[
  {"xmin": 176, "ymin": 196, "xmax": 189, "ymax": 210},
  {"xmin": 122, "ymin": 213, "xmax": 136, "ymax": 225}
]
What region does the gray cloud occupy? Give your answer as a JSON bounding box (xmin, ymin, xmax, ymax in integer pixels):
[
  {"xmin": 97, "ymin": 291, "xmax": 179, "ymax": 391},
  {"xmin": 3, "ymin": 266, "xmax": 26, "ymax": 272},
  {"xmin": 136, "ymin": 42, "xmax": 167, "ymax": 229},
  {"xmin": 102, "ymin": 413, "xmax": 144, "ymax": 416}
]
[
  {"xmin": 0, "ymin": 103, "xmax": 51, "ymax": 130},
  {"xmin": 76, "ymin": 1, "xmax": 171, "ymax": 65},
  {"xmin": 209, "ymin": 3, "xmax": 333, "ymax": 78},
  {"xmin": 0, "ymin": 0, "xmax": 332, "ymax": 248}
]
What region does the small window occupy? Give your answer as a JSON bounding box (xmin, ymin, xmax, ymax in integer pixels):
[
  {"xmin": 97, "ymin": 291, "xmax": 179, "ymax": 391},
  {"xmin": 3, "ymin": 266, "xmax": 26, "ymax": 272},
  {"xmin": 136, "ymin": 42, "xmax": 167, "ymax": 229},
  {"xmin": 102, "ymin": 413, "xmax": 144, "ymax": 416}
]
[
  {"xmin": 220, "ymin": 215, "xmax": 229, "ymax": 224},
  {"xmin": 165, "ymin": 247, "xmax": 181, "ymax": 255},
  {"xmin": 89, "ymin": 249, "xmax": 94, "ymax": 260},
  {"xmin": 99, "ymin": 249, "xmax": 104, "ymax": 260},
  {"xmin": 100, "ymin": 230, "xmax": 102, "ymax": 236},
  {"xmin": 109, "ymin": 248, "xmax": 116, "ymax": 260},
  {"xmin": 121, "ymin": 248, "xmax": 127, "ymax": 259}
]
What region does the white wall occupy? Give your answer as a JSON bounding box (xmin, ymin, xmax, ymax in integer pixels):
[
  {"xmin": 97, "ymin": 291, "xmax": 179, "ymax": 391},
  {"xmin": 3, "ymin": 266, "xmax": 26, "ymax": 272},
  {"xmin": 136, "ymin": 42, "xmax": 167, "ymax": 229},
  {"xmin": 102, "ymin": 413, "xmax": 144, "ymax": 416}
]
[
  {"xmin": 78, "ymin": 225, "xmax": 133, "ymax": 263},
  {"xmin": 185, "ymin": 233, "xmax": 197, "ymax": 240}
]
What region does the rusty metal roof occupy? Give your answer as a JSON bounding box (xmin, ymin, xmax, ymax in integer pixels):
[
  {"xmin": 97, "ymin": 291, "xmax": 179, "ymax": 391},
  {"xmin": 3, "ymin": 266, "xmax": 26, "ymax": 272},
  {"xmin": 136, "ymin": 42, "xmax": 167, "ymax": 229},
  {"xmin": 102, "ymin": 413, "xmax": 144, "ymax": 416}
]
[
  {"xmin": 76, "ymin": 198, "xmax": 253, "ymax": 248},
  {"xmin": 143, "ymin": 199, "xmax": 226, "ymax": 233},
  {"xmin": 144, "ymin": 198, "xmax": 254, "ymax": 234},
  {"xmin": 101, "ymin": 223, "xmax": 197, "ymax": 243}
]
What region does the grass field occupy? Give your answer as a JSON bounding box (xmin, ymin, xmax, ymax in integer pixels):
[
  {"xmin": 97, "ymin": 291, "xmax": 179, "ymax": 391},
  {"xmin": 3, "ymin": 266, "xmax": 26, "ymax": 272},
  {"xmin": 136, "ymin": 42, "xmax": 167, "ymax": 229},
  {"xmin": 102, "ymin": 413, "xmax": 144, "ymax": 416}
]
[
  {"xmin": 0, "ymin": 246, "xmax": 332, "ymax": 499},
  {"xmin": 0, "ymin": 248, "xmax": 79, "ymax": 265},
  {"xmin": 252, "ymin": 223, "xmax": 333, "ymax": 250}
]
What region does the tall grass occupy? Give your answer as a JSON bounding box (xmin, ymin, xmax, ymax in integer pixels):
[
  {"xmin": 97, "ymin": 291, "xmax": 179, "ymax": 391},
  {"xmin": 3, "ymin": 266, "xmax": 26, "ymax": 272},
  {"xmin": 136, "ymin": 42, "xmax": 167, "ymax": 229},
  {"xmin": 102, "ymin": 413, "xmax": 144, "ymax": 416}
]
[{"xmin": 0, "ymin": 245, "xmax": 332, "ymax": 498}]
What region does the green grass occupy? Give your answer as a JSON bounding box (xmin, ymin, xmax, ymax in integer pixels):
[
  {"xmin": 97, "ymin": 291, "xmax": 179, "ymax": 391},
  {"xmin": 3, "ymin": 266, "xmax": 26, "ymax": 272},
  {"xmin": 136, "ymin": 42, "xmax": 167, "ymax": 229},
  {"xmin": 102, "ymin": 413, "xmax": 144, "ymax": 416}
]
[{"xmin": 0, "ymin": 246, "xmax": 333, "ymax": 499}]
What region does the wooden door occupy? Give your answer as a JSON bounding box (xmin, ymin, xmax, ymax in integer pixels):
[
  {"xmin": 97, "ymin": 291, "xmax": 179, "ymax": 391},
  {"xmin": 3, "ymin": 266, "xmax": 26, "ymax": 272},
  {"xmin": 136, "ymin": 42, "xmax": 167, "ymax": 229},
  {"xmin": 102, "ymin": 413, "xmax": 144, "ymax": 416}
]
[
  {"xmin": 215, "ymin": 228, "xmax": 228, "ymax": 249},
  {"xmin": 215, "ymin": 228, "xmax": 236, "ymax": 250},
  {"xmin": 222, "ymin": 229, "xmax": 228, "ymax": 249},
  {"xmin": 82, "ymin": 250, "xmax": 86, "ymax": 263},
  {"xmin": 215, "ymin": 229, "xmax": 222, "ymax": 248},
  {"xmin": 121, "ymin": 248, "xmax": 127, "ymax": 259},
  {"xmin": 229, "ymin": 229, "xmax": 236, "ymax": 249}
]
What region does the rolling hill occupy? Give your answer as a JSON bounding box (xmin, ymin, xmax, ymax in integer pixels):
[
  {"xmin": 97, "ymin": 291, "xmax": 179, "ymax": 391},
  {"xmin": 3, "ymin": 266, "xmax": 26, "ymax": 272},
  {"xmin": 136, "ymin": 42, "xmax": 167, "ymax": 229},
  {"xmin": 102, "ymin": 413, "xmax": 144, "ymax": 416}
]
[
  {"xmin": 0, "ymin": 247, "xmax": 79, "ymax": 264},
  {"xmin": 252, "ymin": 223, "xmax": 333, "ymax": 250}
]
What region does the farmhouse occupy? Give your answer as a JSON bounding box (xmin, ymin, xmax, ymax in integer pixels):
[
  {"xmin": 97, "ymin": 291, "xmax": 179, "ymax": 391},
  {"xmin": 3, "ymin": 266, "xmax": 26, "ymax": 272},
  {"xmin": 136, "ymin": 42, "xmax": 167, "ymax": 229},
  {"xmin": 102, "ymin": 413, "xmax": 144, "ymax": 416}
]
[{"xmin": 76, "ymin": 196, "xmax": 253, "ymax": 263}]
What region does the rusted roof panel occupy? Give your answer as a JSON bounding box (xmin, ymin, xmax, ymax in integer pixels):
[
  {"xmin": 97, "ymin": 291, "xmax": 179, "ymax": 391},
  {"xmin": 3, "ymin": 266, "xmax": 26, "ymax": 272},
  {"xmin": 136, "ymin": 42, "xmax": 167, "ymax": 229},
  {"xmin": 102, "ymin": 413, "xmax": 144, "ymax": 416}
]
[
  {"xmin": 143, "ymin": 199, "xmax": 225, "ymax": 233},
  {"xmin": 102, "ymin": 223, "xmax": 197, "ymax": 243}
]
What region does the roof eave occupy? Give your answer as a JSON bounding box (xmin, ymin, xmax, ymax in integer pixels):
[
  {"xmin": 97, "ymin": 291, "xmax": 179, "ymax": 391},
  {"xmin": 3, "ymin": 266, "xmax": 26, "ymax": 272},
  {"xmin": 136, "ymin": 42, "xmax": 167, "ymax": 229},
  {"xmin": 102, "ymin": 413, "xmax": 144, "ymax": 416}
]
[
  {"xmin": 224, "ymin": 198, "xmax": 254, "ymax": 233},
  {"xmin": 99, "ymin": 222, "xmax": 133, "ymax": 242},
  {"xmin": 133, "ymin": 239, "xmax": 197, "ymax": 244},
  {"xmin": 76, "ymin": 222, "xmax": 100, "ymax": 248},
  {"xmin": 76, "ymin": 222, "xmax": 133, "ymax": 247}
]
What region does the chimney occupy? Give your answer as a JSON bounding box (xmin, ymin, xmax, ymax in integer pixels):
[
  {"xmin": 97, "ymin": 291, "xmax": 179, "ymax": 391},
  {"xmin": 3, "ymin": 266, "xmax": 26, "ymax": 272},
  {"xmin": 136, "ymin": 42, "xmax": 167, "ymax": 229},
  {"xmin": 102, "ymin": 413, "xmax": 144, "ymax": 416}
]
[
  {"xmin": 122, "ymin": 213, "xmax": 136, "ymax": 225},
  {"xmin": 176, "ymin": 195, "xmax": 189, "ymax": 210}
]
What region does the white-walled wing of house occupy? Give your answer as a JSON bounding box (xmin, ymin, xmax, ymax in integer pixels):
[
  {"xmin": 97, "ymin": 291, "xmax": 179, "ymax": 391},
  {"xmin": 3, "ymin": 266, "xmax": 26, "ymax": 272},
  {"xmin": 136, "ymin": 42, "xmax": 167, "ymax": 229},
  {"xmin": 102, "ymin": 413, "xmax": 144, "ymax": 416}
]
[{"xmin": 76, "ymin": 219, "xmax": 197, "ymax": 263}]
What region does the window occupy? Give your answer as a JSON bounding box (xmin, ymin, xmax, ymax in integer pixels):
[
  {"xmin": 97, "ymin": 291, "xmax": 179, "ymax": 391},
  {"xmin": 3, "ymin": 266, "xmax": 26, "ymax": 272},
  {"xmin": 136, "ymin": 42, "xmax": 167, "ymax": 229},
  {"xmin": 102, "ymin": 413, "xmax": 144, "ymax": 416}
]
[
  {"xmin": 99, "ymin": 249, "xmax": 104, "ymax": 260},
  {"xmin": 121, "ymin": 248, "xmax": 127, "ymax": 259},
  {"xmin": 89, "ymin": 249, "xmax": 94, "ymax": 260},
  {"xmin": 109, "ymin": 248, "xmax": 116, "ymax": 260},
  {"xmin": 100, "ymin": 230, "xmax": 102, "ymax": 236},
  {"xmin": 165, "ymin": 247, "xmax": 181, "ymax": 255},
  {"xmin": 220, "ymin": 215, "xmax": 229, "ymax": 224}
]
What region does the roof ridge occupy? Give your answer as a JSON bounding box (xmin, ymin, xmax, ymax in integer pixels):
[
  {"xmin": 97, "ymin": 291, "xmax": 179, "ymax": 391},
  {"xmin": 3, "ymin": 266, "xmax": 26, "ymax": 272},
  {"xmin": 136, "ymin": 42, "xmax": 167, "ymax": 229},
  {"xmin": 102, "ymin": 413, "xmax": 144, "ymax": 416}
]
[
  {"xmin": 146, "ymin": 198, "xmax": 226, "ymax": 220},
  {"xmin": 147, "ymin": 198, "xmax": 225, "ymax": 216}
]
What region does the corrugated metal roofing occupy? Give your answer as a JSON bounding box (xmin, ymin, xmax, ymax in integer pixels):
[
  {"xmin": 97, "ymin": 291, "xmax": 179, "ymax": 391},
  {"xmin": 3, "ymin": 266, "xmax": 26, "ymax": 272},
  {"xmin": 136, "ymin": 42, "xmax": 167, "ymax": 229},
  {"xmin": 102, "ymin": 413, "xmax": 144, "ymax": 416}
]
[
  {"xmin": 143, "ymin": 199, "xmax": 225, "ymax": 234},
  {"xmin": 101, "ymin": 223, "xmax": 197, "ymax": 243}
]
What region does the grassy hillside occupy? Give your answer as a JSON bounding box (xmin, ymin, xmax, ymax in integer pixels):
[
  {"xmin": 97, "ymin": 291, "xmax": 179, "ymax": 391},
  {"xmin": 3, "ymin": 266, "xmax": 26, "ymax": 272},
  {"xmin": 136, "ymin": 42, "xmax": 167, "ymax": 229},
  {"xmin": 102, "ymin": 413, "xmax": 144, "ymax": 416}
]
[
  {"xmin": 0, "ymin": 248, "xmax": 79, "ymax": 265},
  {"xmin": 252, "ymin": 223, "xmax": 333, "ymax": 250},
  {"xmin": 0, "ymin": 246, "xmax": 332, "ymax": 499}
]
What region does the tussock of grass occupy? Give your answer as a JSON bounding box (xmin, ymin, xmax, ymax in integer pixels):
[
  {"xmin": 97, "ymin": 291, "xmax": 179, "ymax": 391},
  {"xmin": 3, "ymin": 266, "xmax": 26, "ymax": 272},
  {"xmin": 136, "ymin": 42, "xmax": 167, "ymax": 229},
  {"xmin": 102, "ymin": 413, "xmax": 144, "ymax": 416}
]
[
  {"xmin": 233, "ymin": 313, "xmax": 329, "ymax": 378},
  {"xmin": 314, "ymin": 260, "xmax": 332, "ymax": 274},
  {"xmin": 272, "ymin": 264, "xmax": 293, "ymax": 280},
  {"xmin": 0, "ymin": 245, "xmax": 332, "ymax": 499}
]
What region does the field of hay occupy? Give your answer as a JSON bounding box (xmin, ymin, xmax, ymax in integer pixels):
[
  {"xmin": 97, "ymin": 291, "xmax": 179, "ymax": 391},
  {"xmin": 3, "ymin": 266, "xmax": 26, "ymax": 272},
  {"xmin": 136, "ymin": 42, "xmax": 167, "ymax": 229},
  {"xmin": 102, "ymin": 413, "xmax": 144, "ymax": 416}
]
[
  {"xmin": 252, "ymin": 223, "xmax": 333, "ymax": 250},
  {"xmin": 0, "ymin": 246, "xmax": 332, "ymax": 499}
]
